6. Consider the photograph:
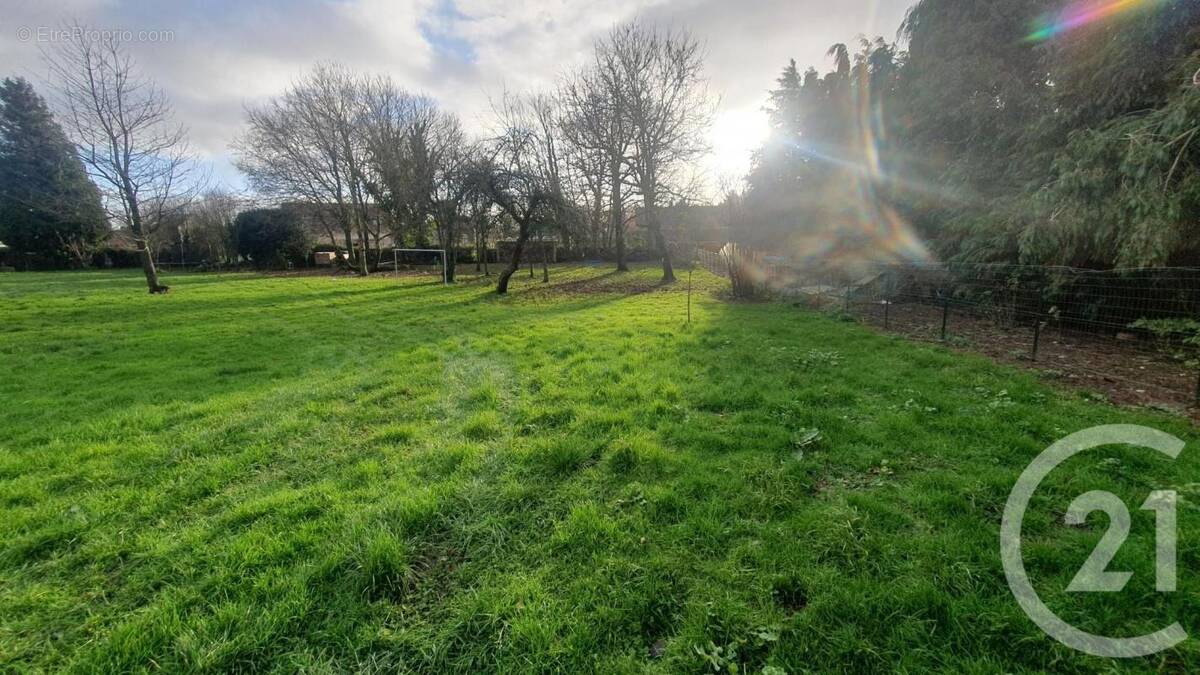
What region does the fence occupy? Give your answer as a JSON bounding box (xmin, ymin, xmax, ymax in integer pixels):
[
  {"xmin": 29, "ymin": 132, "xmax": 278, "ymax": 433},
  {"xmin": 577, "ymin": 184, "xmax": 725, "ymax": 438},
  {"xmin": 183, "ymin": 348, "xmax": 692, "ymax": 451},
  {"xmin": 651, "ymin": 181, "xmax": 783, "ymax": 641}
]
[
  {"xmin": 696, "ymin": 249, "xmax": 724, "ymax": 277},
  {"xmin": 698, "ymin": 247, "xmax": 1200, "ymax": 411}
]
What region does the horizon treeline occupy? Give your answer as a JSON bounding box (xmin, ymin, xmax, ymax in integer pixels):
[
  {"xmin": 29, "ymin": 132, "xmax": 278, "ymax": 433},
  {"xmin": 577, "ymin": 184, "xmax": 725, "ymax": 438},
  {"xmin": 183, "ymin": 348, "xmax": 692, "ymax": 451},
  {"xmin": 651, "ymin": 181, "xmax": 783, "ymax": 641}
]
[{"xmin": 5, "ymin": 1, "xmax": 1199, "ymax": 276}]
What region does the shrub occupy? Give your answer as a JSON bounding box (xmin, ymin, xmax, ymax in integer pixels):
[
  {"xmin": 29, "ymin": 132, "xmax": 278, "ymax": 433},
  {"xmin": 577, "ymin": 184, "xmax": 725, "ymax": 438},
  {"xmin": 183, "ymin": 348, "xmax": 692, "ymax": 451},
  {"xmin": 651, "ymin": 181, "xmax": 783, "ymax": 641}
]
[
  {"xmin": 722, "ymin": 243, "xmax": 763, "ymax": 299},
  {"xmin": 1130, "ymin": 318, "xmax": 1200, "ymax": 369},
  {"xmin": 232, "ymin": 208, "xmax": 310, "ymax": 269}
]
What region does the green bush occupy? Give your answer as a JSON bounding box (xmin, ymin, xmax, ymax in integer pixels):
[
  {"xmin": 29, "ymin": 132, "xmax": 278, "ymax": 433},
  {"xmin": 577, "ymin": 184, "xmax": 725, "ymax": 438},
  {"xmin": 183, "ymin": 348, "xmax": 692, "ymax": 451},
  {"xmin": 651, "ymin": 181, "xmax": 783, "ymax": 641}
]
[
  {"xmin": 1130, "ymin": 318, "xmax": 1200, "ymax": 369},
  {"xmin": 232, "ymin": 208, "xmax": 310, "ymax": 269}
]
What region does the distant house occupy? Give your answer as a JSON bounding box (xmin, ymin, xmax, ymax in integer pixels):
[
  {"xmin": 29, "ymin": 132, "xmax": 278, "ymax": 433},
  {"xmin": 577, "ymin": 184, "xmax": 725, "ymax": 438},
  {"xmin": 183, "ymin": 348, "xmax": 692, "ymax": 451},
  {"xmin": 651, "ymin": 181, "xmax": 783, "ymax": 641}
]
[
  {"xmin": 280, "ymin": 201, "xmax": 396, "ymax": 250},
  {"xmin": 93, "ymin": 229, "xmax": 143, "ymax": 268},
  {"xmin": 313, "ymin": 251, "xmax": 339, "ymax": 266}
]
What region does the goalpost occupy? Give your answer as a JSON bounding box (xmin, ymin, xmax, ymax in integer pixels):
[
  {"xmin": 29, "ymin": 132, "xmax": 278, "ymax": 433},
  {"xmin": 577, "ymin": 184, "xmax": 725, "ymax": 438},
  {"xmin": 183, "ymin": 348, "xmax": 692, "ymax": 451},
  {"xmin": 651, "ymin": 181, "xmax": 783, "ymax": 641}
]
[{"xmin": 392, "ymin": 248, "xmax": 448, "ymax": 284}]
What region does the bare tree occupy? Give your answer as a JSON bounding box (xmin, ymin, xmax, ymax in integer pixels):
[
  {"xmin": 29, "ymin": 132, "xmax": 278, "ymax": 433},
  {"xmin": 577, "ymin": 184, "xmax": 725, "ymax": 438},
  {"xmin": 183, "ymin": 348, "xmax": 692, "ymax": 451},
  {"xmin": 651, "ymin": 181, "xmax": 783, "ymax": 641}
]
[
  {"xmin": 479, "ymin": 92, "xmax": 562, "ymax": 295},
  {"xmin": 46, "ymin": 24, "xmax": 202, "ymax": 293},
  {"xmin": 187, "ymin": 190, "xmax": 240, "ymax": 264},
  {"xmin": 435, "ymin": 146, "xmax": 488, "ymax": 282},
  {"xmin": 561, "ymin": 141, "xmax": 608, "ymax": 258},
  {"xmin": 466, "ymin": 193, "xmax": 495, "ymax": 275},
  {"xmin": 236, "ymin": 63, "xmax": 372, "ymax": 275},
  {"xmin": 358, "ymin": 78, "xmax": 482, "ymax": 279},
  {"xmin": 560, "ymin": 47, "xmax": 637, "ymax": 271},
  {"xmin": 387, "ymin": 95, "xmax": 473, "ymax": 281},
  {"xmin": 359, "ymin": 81, "xmax": 428, "ymax": 249},
  {"xmin": 603, "ymin": 22, "xmax": 715, "ymax": 282},
  {"xmin": 529, "ymin": 92, "xmax": 577, "ymax": 281}
]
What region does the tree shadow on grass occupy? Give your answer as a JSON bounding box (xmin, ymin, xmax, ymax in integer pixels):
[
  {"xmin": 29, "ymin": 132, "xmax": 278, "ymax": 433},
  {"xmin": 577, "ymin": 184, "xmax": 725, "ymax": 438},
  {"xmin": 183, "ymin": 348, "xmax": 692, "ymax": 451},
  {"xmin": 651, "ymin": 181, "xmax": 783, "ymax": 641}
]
[{"xmin": 0, "ymin": 272, "xmax": 649, "ymax": 448}]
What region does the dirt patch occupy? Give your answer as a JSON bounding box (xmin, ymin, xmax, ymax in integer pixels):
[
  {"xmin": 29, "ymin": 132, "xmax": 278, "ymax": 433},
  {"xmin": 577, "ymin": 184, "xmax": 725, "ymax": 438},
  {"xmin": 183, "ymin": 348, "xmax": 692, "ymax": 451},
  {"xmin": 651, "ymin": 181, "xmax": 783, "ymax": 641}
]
[
  {"xmin": 520, "ymin": 271, "xmax": 680, "ymax": 299},
  {"xmin": 843, "ymin": 300, "xmax": 1198, "ymax": 418}
]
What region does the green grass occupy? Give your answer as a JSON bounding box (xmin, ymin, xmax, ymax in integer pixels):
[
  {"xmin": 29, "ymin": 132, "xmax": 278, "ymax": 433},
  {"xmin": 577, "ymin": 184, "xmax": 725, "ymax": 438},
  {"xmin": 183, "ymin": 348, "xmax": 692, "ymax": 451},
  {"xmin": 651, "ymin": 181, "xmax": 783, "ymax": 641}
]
[{"xmin": 1, "ymin": 264, "xmax": 1198, "ymax": 673}]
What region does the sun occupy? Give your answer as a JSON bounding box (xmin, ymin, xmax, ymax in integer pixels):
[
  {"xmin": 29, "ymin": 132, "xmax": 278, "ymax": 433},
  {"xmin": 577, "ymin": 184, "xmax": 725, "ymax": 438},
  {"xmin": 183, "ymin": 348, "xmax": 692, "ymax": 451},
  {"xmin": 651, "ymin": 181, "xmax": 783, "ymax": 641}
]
[{"xmin": 707, "ymin": 106, "xmax": 770, "ymax": 190}]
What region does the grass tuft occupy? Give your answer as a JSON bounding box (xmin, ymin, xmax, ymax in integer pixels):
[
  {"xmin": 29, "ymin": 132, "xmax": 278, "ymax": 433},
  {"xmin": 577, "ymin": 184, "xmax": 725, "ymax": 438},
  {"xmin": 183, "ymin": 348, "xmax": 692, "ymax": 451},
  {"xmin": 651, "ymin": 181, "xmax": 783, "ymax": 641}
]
[
  {"xmin": 356, "ymin": 530, "xmax": 411, "ymax": 600},
  {"xmin": 368, "ymin": 423, "xmax": 417, "ymax": 446},
  {"xmin": 461, "ymin": 411, "xmax": 502, "ymax": 440}
]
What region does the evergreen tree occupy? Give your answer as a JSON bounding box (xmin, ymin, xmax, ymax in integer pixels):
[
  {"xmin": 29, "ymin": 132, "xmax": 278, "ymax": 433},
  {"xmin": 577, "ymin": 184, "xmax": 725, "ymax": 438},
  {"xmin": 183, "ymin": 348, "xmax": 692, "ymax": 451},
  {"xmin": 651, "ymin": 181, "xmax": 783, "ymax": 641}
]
[
  {"xmin": 232, "ymin": 208, "xmax": 310, "ymax": 269},
  {"xmin": 747, "ymin": 60, "xmax": 805, "ymax": 196},
  {"xmin": 1028, "ymin": 3, "xmax": 1200, "ymax": 267},
  {"xmin": 741, "ymin": 0, "xmax": 1199, "ymax": 268},
  {"xmin": 744, "ymin": 40, "xmax": 910, "ymax": 262},
  {"xmin": 0, "ymin": 77, "xmax": 105, "ymax": 268}
]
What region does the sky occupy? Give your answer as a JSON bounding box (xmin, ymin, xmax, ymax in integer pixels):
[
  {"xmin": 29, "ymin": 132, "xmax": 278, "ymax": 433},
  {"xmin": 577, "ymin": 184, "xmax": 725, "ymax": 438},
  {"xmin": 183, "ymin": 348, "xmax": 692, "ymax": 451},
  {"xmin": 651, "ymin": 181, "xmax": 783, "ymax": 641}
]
[{"xmin": 0, "ymin": 0, "xmax": 915, "ymax": 200}]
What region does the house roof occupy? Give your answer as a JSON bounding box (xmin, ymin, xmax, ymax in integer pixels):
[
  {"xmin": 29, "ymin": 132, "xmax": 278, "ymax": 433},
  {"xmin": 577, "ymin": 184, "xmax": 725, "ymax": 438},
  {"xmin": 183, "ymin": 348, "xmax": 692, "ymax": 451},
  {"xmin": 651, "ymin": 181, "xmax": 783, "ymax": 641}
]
[{"xmin": 102, "ymin": 229, "xmax": 140, "ymax": 251}]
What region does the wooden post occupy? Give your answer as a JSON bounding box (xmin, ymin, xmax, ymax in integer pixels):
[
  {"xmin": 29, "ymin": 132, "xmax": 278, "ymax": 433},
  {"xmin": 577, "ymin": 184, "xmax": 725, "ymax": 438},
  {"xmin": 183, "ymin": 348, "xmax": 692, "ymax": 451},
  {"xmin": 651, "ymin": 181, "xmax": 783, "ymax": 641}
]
[
  {"xmin": 687, "ymin": 265, "xmax": 693, "ymax": 325},
  {"xmin": 940, "ymin": 296, "xmax": 949, "ymax": 342}
]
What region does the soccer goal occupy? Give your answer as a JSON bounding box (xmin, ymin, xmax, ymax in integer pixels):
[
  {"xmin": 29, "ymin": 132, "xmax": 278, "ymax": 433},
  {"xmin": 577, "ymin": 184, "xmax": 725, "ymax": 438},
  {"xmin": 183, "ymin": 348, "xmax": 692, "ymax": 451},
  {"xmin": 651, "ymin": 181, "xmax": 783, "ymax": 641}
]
[{"xmin": 391, "ymin": 248, "xmax": 448, "ymax": 284}]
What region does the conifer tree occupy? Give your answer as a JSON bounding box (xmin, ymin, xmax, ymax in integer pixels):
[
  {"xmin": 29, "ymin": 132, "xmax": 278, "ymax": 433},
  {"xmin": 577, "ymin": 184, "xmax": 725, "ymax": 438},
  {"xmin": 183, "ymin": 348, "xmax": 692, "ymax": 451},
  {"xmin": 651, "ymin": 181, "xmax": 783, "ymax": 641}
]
[{"xmin": 0, "ymin": 77, "xmax": 105, "ymax": 267}]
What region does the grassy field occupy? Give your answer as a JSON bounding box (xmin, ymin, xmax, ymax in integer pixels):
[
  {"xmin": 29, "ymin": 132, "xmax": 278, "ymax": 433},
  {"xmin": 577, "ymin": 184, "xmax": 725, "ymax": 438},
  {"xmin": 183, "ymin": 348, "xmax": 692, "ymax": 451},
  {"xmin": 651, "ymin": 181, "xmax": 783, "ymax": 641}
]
[{"xmin": 1, "ymin": 264, "xmax": 1198, "ymax": 673}]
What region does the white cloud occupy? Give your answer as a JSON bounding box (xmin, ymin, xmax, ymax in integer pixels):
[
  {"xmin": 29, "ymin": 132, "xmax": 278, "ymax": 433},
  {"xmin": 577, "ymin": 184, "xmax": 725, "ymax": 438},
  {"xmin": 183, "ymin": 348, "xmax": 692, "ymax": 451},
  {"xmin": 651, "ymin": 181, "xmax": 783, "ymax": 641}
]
[{"xmin": 0, "ymin": 0, "xmax": 914, "ymax": 193}]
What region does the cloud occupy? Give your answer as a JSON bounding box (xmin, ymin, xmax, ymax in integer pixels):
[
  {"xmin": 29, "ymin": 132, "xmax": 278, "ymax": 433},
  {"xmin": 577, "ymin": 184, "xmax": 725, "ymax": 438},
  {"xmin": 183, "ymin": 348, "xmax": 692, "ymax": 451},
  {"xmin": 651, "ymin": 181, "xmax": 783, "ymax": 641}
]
[{"xmin": 0, "ymin": 0, "xmax": 914, "ymax": 194}]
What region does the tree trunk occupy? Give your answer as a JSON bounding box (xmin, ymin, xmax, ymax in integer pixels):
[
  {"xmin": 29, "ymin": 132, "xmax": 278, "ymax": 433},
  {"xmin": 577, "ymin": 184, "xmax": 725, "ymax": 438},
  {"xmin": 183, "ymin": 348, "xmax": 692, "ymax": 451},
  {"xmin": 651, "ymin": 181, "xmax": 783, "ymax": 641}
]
[
  {"xmin": 656, "ymin": 227, "xmax": 675, "ymax": 282},
  {"xmin": 541, "ymin": 234, "xmax": 549, "ymax": 283},
  {"xmin": 446, "ymin": 223, "xmax": 457, "ymax": 283},
  {"xmin": 124, "ymin": 186, "xmax": 168, "ymax": 294},
  {"xmin": 497, "ymin": 222, "xmax": 530, "ymax": 295},
  {"xmin": 341, "ymin": 225, "xmax": 356, "ymax": 271},
  {"xmin": 610, "ymin": 159, "xmax": 628, "ymax": 272},
  {"xmin": 591, "ymin": 188, "xmax": 603, "ymax": 259},
  {"xmin": 615, "ymin": 225, "xmax": 627, "ymax": 272},
  {"xmin": 356, "ymin": 221, "xmax": 369, "ymax": 276},
  {"xmin": 135, "ymin": 237, "xmax": 168, "ymax": 293},
  {"xmin": 642, "ymin": 189, "xmax": 674, "ymax": 283}
]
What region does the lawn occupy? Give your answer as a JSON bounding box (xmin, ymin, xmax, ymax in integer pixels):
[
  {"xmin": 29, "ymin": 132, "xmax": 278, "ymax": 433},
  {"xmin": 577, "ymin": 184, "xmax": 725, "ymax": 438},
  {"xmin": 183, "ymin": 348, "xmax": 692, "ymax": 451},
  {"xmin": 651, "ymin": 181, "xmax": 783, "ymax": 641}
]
[{"xmin": 1, "ymin": 265, "xmax": 1197, "ymax": 673}]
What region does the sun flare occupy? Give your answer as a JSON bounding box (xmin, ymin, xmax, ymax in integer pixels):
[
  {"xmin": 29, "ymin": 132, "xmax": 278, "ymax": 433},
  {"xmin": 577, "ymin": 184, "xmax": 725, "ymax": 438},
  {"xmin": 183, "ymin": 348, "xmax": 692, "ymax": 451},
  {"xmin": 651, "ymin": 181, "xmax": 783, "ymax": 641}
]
[{"xmin": 708, "ymin": 106, "xmax": 769, "ymax": 188}]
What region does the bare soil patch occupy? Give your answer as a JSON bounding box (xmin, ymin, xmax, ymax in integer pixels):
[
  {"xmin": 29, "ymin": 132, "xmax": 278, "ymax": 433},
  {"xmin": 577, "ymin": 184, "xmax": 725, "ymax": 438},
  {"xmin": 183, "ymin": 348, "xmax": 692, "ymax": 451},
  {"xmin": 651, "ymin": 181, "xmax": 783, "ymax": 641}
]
[
  {"xmin": 521, "ymin": 271, "xmax": 679, "ymax": 299},
  {"xmin": 842, "ymin": 300, "xmax": 1198, "ymax": 417}
]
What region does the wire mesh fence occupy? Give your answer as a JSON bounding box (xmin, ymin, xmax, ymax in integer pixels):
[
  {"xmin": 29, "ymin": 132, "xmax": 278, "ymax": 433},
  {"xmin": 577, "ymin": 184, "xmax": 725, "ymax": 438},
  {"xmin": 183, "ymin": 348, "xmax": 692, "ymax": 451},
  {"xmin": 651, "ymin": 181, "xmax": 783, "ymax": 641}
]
[{"xmin": 698, "ymin": 246, "xmax": 1200, "ymax": 412}]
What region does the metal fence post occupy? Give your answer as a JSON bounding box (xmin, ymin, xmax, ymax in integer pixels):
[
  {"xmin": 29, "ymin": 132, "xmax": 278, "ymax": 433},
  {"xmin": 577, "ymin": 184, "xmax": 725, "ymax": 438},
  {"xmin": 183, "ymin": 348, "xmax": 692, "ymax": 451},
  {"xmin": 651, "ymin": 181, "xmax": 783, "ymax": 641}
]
[
  {"xmin": 1031, "ymin": 280, "xmax": 1044, "ymax": 362},
  {"xmin": 940, "ymin": 294, "xmax": 949, "ymax": 342},
  {"xmin": 883, "ymin": 268, "xmax": 892, "ymax": 330}
]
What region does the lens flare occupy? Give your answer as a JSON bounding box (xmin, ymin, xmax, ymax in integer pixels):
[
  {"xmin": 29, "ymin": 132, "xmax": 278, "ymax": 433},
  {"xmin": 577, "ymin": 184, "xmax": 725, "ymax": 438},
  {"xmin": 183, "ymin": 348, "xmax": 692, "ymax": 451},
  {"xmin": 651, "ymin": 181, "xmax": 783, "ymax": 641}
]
[{"xmin": 1025, "ymin": 0, "xmax": 1164, "ymax": 42}]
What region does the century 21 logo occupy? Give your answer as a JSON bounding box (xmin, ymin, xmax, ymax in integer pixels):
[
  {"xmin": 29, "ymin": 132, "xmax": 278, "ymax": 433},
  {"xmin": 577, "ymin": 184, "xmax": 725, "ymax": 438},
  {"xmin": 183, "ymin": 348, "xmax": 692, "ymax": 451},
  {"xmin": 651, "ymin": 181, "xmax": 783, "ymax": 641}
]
[{"xmin": 1001, "ymin": 425, "xmax": 1186, "ymax": 658}]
